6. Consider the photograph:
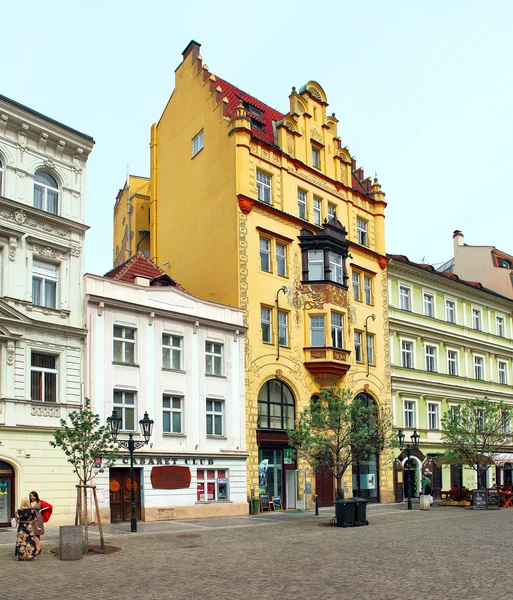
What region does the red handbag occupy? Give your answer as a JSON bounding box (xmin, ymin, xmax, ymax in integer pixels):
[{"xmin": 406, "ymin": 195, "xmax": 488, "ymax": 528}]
[{"xmin": 40, "ymin": 500, "xmax": 53, "ymax": 523}]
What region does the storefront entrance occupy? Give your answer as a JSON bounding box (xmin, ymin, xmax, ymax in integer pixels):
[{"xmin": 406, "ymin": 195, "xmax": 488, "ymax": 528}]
[
  {"xmin": 0, "ymin": 461, "xmax": 15, "ymax": 527},
  {"xmin": 352, "ymin": 455, "xmax": 379, "ymax": 502},
  {"xmin": 315, "ymin": 469, "xmax": 334, "ymax": 507},
  {"xmin": 109, "ymin": 468, "xmax": 141, "ymax": 523}
]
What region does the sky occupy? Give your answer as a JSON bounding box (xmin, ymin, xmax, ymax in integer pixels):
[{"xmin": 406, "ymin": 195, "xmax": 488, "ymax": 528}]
[{"xmin": 2, "ymin": 1, "xmax": 512, "ymax": 275}]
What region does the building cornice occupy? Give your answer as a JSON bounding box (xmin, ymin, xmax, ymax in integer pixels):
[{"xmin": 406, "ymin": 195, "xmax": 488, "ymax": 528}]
[{"xmin": 86, "ymin": 294, "xmax": 247, "ymax": 335}]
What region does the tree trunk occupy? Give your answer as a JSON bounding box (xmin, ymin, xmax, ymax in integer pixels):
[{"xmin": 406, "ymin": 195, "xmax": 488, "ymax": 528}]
[
  {"xmin": 82, "ymin": 485, "xmax": 89, "ymax": 552},
  {"xmin": 336, "ymin": 477, "xmax": 344, "ymax": 500}
]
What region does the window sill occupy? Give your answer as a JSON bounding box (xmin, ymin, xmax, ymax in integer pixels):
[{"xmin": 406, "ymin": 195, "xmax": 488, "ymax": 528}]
[
  {"xmin": 192, "ymin": 147, "xmax": 204, "ymax": 159},
  {"xmin": 162, "ymin": 368, "xmax": 186, "ymax": 374},
  {"xmin": 112, "ymin": 361, "xmax": 140, "ymax": 368},
  {"xmin": 163, "ymin": 433, "xmax": 186, "ymax": 437},
  {"xmin": 206, "ymin": 435, "xmax": 227, "ymax": 440},
  {"xmin": 263, "ymin": 341, "xmax": 273, "ymax": 345},
  {"xmin": 205, "ymin": 373, "xmax": 226, "ymax": 379},
  {"xmin": 301, "ymin": 279, "xmax": 348, "ymax": 291}
]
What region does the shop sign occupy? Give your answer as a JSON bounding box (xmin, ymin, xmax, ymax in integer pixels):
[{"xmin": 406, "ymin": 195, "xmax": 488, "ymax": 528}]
[
  {"xmin": 151, "ymin": 466, "xmax": 191, "ymax": 490},
  {"xmin": 218, "ymin": 478, "xmax": 228, "ymax": 484},
  {"xmin": 284, "ymin": 449, "xmax": 294, "ymax": 464},
  {"xmin": 120, "ymin": 456, "xmax": 216, "ymax": 466}
]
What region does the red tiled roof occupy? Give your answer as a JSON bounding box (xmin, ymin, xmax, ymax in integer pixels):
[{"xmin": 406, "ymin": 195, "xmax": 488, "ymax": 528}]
[
  {"xmin": 104, "ymin": 252, "xmax": 187, "ymax": 292},
  {"xmin": 215, "ymin": 77, "xmax": 369, "ymax": 198},
  {"xmin": 216, "ymin": 77, "xmax": 285, "ymax": 145}
]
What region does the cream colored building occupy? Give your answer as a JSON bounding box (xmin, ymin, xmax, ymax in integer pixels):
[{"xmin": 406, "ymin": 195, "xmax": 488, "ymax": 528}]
[
  {"xmin": 85, "ymin": 253, "xmax": 247, "ymax": 522},
  {"xmin": 0, "ymin": 94, "xmax": 94, "ymax": 526}
]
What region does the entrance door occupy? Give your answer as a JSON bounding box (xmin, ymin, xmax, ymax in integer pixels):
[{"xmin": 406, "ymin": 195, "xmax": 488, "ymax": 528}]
[
  {"xmin": 109, "ymin": 468, "xmax": 141, "ymax": 523},
  {"xmin": 450, "ymin": 465, "xmax": 462, "ymax": 488},
  {"xmin": 432, "ymin": 463, "xmax": 442, "ymax": 501},
  {"xmin": 315, "ymin": 469, "xmax": 334, "ymax": 507},
  {"xmin": 0, "ymin": 461, "xmax": 14, "ymax": 527},
  {"xmin": 403, "ymin": 460, "xmax": 418, "ymax": 497},
  {"xmin": 285, "ymin": 470, "xmax": 296, "ymax": 509}
]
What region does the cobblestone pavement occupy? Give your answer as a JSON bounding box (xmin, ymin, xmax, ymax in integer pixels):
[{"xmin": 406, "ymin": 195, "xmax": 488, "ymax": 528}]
[{"xmin": 1, "ymin": 505, "xmax": 512, "ymax": 600}]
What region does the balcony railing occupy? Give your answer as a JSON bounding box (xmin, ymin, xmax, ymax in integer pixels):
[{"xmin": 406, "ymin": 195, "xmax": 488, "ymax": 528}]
[{"xmin": 303, "ymin": 346, "xmax": 351, "ymax": 377}]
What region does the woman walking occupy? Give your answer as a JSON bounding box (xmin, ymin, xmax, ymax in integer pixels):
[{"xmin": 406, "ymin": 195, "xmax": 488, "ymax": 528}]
[
  {"xmin": 29, "ymin": 491, "xmax": 46, "ymax": 554},
  {"xmin": 14, "ymin": 497, "xmax": 38, "ymax": 561}
]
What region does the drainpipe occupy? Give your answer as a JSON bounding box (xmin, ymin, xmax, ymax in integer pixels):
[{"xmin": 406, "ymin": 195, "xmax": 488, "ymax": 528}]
[
  {"xmin": 275, "ymin": 286, "xmax": 287, "ymax": 361},
  {"xmin": 365, "ymin": 314, "xmax": 376, "ymax": 377}
]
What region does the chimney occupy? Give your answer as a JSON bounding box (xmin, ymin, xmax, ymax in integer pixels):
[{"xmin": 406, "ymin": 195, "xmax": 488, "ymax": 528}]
[
  {"xmin": 453, "ymin": 230, "xmax": 464, "ymax": 250},
  {"xmin": 182, "ymin": 40, "xmax": 201, "ymax": 63}
]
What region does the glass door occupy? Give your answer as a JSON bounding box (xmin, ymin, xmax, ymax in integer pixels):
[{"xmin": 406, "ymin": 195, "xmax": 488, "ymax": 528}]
[
  {"xmin": 0, "ymin": 460, "xmax": 14, "ymax": 527},
  {"xmin": 258, "ymin": 449, "xmax": 282, "ymax": 498}
]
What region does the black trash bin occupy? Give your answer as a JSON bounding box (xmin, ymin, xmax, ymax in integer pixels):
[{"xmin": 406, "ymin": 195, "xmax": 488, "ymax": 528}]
[
  {"xmin": 335, "ymin": 498, "xmax": 356, "ymax": 527},
  {"xmin": 352, "ymin": 497, "xmax": 369, "ymax": 525}
]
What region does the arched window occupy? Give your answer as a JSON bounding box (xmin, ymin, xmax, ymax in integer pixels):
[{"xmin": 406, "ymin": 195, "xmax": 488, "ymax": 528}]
[
  {"xmin": 0, "ymin": 159, "xmax": 4, "ymax": 195},
  {"xmin": 34, "ymin": 170, "xmax": 59, "ymax": 215},
  {"xmin": 258, "ymin": 379, "xmax": 295, "ymax": 430}
]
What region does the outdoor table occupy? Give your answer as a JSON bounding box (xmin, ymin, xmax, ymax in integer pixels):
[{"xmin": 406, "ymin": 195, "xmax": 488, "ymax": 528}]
[{"xmin": 500, "ymin": 491, "xmax": 513, "ymax": 507}]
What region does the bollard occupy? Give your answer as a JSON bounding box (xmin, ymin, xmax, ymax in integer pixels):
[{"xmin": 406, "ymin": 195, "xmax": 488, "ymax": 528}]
[
  {"xmin": 314, "ymin": 494, "xmax": 319, "ymax": 516},
  {"xmin": 59, "ymin": 525, "xmax": 83, "ymax": 561}
]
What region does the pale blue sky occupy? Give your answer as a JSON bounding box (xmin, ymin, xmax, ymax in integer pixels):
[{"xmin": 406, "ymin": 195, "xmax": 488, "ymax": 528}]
[{"xmin": 3, "ymin": 1, "xmax": 512, "ymax": 275}]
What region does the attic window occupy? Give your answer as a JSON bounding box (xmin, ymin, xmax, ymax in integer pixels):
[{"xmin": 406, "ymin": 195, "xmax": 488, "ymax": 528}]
[
  {"xmin": 243, "ymin": 101, "xmax": 263, "ymax": 119},
  {"xmin": 251, "ymin": 118, "xmax": 264, "ymax": 132},
  {"xmin": 498, "ymin": 258, "xmax": 511, "ymax": 269}
]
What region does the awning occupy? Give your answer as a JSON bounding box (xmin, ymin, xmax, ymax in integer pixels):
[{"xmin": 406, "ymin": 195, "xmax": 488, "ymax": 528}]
[
  {"xmin": 493, "ymin": 453, "xmax": 513, "ymax": 466},
  {"xmin": 434, "ymin": 455, "xmax": 493, "ymax": 467}
]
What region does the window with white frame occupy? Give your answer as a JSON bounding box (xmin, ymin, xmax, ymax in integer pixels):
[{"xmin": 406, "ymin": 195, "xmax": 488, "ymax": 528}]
[
  {"xmin": 256, "ymin": 170, "xmax": 272, "ymax": 204},
  {"xmin": 496, "ymin": 315, "xmax": 505, "ymax": 337},
  {"xmin": 113, "ymin": 390, "xmax": 136, "ymax": 431},
  {"xmin": 328, "ymin": 204, "xmax": 336, "ymax": 220},
  {"xmin": 313, "ymin": 198, "xmax": 322, "ymax": 225},
  {"xmin": 476, "ymin": 408, "xmax": 485, "ymax": 431},
  {"xmin": 474, "ymin": 355, "xmax": 484, "ymax": 380},
  {"xmin": 423, "ymin": 292, "xmax": 434, "ymax": 317},
  {"xmin": 197, "ymin": 468, "xmax": 229, "ymax": 501},
  {"xmin": 310, "ymin": 316, "xmax": 325, "ymax": 347},
  {"xmin": 261, "ymin": 306, "xmax": 272, "ymax": 344},
  {"xmin": 445, "ymin": 299, "xmax": 456, "ymax": 323},
  {"xmin": 352, "ymin": 271, "xmax": 361, "ymax": 301},
  {"xmin": 162, "ymin": 334, "xmax": 182, "ymax": 370},
  {"xmin": 298, "ymin": 189, "xmax": 307, "ymax": 219},
  {"xmin": 354, "ymin": 331, "xmax": 363, "ymax": 363},
  {"xmin": 113, "ymin": 325, "xmax": 136, "ymax": 364},
  {"xmin": 205, "ymin": 341, "xmax": 224, "ymax": 376},
  {"xmin": 404, "ymin": 401, "xmax": 415, "ymax": 428},
  {"xmin": 308, "ymin": 249, "xmax": 324, "ymax": 280},
  {"xmin": 449, "ymin": 404, "xmax": 459, "ymax": 423},
  {"xmin": 312, "ymin": 146, "xmax": 321, "ymax": 169},
  {"xmin": 192, "ymin": 130, "xmax": 204, "ymax": 157},
  {"xmin": 163, "ymin": 395, "xmax": 183, "ymax": 434},
  {"xmin": 34, "ymin": 171, "xmax": 59, "ymax": 214},
  {"xmin": 401, "ymin": 341, "xmax": 413, "ymax": 368},
  {"xmin": 30, "ymin": 353, "xmax": 57, "ymax": 402},
  {"xmin": 399, "ymin": 285, "xmax": 411, "ymax": 311},
  {"xmin": 331, "ymin": 313, "xmax": 343, "ymax": 349},
  {"xmin": 278, "ymin": 310, "xmax": 289, "ymax": 347},
  {"xmin": 428, "ymin": 403, "xmax": 439, "ymax": 430},
  {"xmin": 328, "ymin": 252, "xmax": 343, "ymax": 284},
  {"xmin": 472, "ymin": 308, "xmax": 482, "ymax": 331},
  {"xmin": 276, "ymin": 243, "xmax": 287, "ymax": 277},
  {"xmin": 357, "ymin": 218, "xmax": 368, "ymax": 246},
  {"xmin": 366, "ymin": 334, "xmax": 375, "ymax": 366},
  {"xmin": 364, "ymin": 275, "xmax": 373, "ymax": 305},
  {"xmin": 206, "ymin": 399, "xmax": 224, "ymax": 436},
  {"xmin": 502, "ymin": 412, "xmax": 511, "ymax": 434},
  {"xmin": 447, "ymin": 350, "xmax": 458, "ymax": 376},
  {"xmin": 425, "ymin": 345, "xmax": 437, "ymax": 372},
  {"xmin": 498, "ymin": 361, "xmax": 508, "ymax": 384},
  {"xmin": 32, "ymin": 260, "xmax": 58, "ymax": 309},
  {"xmin": 260, "ymin": 236, "xmax": 271, "ymax": 272}
]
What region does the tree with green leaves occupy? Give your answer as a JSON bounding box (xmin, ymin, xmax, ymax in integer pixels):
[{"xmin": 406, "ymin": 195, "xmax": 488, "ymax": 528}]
[
  {"xmin": 50, "ymin": 399, "xmax": 119, "ymax": 550},
  {"xmin": 441, "ymin": 397, "xmax": 513, "ymax": 489},
  {"xmin": 287, "ymin": 387, "xmax": 393, "ymax": 500}
]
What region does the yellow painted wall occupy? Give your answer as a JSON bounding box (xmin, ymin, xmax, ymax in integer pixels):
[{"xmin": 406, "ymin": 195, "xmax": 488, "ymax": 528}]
[
  {"xmin": 113, "ymin": 175, "xmax": 150, "ymax": 266},
  {"xmin": 143, "ymin": 42, "xmax": 393, "ymax": 504}
]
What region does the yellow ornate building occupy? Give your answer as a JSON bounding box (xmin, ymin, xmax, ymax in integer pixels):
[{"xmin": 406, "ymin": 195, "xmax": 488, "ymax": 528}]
[{"xmin": 114, "ymin": 40, "xmax": 394, "ymax": 505}]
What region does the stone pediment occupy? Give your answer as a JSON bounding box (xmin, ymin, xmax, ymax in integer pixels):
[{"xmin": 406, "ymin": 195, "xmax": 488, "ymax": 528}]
[{"xmin": 0, "ymin": 299, "xmax": 33, "ymax": 327}]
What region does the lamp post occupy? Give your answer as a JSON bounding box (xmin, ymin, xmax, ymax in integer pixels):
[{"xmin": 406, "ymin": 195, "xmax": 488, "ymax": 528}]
[
  {"xmin": 397, "ymin": 429, "xmax": 420, "ymax": 511},
  {"xmin": 107, "ymin": 409, "xmax": 154, "ymax": 533}
]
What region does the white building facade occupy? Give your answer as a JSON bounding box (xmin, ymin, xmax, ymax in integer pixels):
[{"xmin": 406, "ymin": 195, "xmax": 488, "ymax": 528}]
[
  {"xmin": 85, "ymin": 256, "xmax": 248, "ymax": 522},
  {"xmin": 0, "ymin": 94, "xmax": 94, "ymax": 526}
]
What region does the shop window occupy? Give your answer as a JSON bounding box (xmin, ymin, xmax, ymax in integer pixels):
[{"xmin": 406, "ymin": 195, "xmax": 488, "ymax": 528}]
[
  {"xmin": 197, "ymin": 469, "xmax": 229, "ymax": 501},
  {"xmin": 258, "ymin": 379, "xmax": 295, "ymax": 430}
]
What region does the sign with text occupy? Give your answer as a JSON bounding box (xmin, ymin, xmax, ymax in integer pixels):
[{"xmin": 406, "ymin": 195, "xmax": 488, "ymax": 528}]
[
  {"xmin": 151, "ymin": 466, "xmax": 191, "ymax": 490},
  {"xmin": 472, "ymin": 489, "xmax": 486, "ymax": 510},
  {"xmin": 486, "ymin": 490, "xmax": 499, "ymax": 510}
]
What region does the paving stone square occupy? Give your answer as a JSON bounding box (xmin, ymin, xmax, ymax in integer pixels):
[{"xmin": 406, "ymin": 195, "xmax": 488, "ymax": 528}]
[{"xmin": 1, "ymin": 506, "xmax": 513, "ymax": 600}]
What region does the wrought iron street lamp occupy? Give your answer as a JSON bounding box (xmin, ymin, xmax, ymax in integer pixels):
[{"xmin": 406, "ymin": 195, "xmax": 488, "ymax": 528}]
[
  {"xmin": 397, "ymin": 429, "xmax": 420, "ymax": 511},
  {"xmin": 107, "ymin": 409, "xmax": 154, "ymax": 532}
]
